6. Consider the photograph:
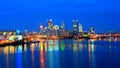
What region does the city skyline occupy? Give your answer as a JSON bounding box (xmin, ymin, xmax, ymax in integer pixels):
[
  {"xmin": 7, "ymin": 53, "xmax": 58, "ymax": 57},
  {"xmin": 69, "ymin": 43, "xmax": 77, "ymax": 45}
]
[
  {"xmin": 0, "ymin": 0, "xmax": 120, "ymax": 32},
  {"xmin": 0, "ymin": 0, "xmax": 120, "ymax": 68}
]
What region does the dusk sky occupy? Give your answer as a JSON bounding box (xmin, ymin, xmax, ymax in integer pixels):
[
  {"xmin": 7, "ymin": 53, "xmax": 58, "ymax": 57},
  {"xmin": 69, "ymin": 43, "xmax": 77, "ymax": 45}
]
[{"xmin": 0, "ymin": 0, "xmax": 120, "ymax": 32}]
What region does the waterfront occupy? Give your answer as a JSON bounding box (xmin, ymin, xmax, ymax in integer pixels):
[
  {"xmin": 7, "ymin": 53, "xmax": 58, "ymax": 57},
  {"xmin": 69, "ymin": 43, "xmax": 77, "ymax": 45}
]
[{"xmin": 0, "ymin": 40, "xmax": 120, "ymax": 68}]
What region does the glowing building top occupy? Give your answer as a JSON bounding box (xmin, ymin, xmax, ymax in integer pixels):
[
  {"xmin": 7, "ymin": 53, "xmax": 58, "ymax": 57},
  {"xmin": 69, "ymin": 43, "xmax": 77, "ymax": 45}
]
[{"xmin": 47, "ymin": 19, "xmax": 53, "ymax": 30}]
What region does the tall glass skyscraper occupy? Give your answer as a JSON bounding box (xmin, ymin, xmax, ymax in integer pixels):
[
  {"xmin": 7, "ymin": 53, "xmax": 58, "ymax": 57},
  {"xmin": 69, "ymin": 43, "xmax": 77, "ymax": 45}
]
[
  {"xmin": 60, "ymin": 22, "xmax": 65, "ymax": 31},
  {"xmin": 47, "ymin": 19, "xmax": 53, "ymax": 30},
  {"xmin": 72, "ymin": 20, "xmax": 79, "ymax": 32},
  {"xmin": 79, "ymin": 23, "xmax": 83, "ymax": 32}
]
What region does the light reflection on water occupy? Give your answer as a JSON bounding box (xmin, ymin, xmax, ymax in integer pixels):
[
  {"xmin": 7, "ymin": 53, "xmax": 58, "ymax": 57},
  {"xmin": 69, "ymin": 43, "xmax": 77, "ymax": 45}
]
[
  {"xmin": 0, "ymin": 40, "xmax": 120, "ymax": 68},
  {"xmin": 88, "ymin": 40, "xmax": 96, "ymax": 68}
]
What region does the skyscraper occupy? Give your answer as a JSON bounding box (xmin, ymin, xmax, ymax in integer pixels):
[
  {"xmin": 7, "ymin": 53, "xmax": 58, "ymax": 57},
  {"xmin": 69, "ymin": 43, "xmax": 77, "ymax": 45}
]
[
  {"xmin": 47, "ymin": 19, "xmax": 53, "ymax": 30},
  {"xmin": 90, "ymin": 27, "xmax": 95, "ymax": 34},
  {"xmin": 60, "ymin": 21, "xmax": 65, "ymax": 31},
  {"xmin": 79, "ymin": 23, "xmax": 83, "ymax": 32},
  {"xmin": 53, "ymin": 25, "xmax": 59, "ymax": 36},
  {"xmin": 40, "ymin": 25, "xmax": 43, "ymax": 34},
  {"xmin": 72, "ymin": 20, "xmax": 79, "ymax": 32}
]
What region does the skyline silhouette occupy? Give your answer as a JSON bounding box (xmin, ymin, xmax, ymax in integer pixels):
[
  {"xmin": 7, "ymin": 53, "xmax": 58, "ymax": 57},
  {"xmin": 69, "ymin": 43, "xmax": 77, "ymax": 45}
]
[{"xmin": 0, "ymin": 0, "xmax": 120, "ymax": 32}]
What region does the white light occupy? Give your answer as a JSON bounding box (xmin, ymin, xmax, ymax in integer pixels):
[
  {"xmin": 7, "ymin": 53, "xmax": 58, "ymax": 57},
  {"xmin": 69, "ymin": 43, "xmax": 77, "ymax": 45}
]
[{"xmin": 40, "ymin": 25, "xmax": 43, "ymax": 29}]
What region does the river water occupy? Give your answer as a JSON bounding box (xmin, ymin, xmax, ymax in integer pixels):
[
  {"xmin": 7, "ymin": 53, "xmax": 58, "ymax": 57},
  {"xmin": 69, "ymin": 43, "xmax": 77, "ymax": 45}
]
[{"xmin": 0, "ymin": 39, "xmax": 120, "ymax": 68}]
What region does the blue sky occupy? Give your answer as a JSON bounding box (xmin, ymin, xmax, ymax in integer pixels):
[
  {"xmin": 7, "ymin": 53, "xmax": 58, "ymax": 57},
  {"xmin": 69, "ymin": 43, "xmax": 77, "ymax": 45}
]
[{"xmin": 0, "ymin": 0, "xmax": 120, "ymax": 32}]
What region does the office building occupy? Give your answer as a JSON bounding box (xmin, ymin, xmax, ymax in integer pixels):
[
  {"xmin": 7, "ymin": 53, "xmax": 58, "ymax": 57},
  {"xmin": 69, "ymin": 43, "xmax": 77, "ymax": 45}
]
[
  {"xmin": 72, "ymin": 20, "xmax": 79, "ymax": 32},
  {"xmin": 90, "ymin": 27, "xmax": 95, "ymax": 34},
  {"xmin": 0, "ymin": 30, "xmax": 17, "ymax": 36},
  {"xmin": 47, "ymin": 19, "xmax": 53, "ymax": 30},
  {"xmin": 60, "ymin": 22, "xmax": 65, "ymax": 31},
  {"xmin": 79, "ymin": 23, "xmax": 83, "ymax": 32}
]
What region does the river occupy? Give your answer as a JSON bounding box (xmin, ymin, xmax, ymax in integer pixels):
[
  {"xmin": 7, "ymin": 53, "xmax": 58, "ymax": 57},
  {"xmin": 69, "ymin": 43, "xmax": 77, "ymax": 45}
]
[{"xmin": 0, "ymin": 39, "xmax": 120, "ymax": 68}]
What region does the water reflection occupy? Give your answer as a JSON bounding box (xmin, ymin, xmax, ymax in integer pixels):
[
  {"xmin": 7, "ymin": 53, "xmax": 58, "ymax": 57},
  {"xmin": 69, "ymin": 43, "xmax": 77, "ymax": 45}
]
[
  {"xmin": 0, "ymin": 40, "xmax": 120, "ymax": 68},
  {"xmin": 73, "ymin": 43, "xmax": 78, "ymax": 51},
  {"xmin": 40, "ymin": 42, "xmax": 45, "ymax": 68},
  {"xmin": 54, "ymin": 40, "xmax": 60, "ymax": 68},
  {"xmin": 17, "ymin": 45, "xmax": 23, "ymax": 53},
  {"xmin": 60, "ymin": 41, "xmax": 65, "ymax": 51},
  {"xmin": 30, "ymin": 43, "xmax": 35, "ymax": 68},
  {"xmin": 5, "ymin": 47, "xmax": 9, "ymax": 68},
  {"xmin": 44, "ymin": 41, "xmax": 47, "ymax": 51},
  {"xmin": 88, "ymin": 40, "xmax": 96, "ymax": 68},
  {"xmin": 16, "ymin": 45, "xmax": 22, "ymax": 68},
  {"xmin": 54, "ymin": 40, "xmax": 59, "ymax": 51},
  {"xmin": 73, "ymin": 43, "xmax": 79, "ymax": 68},
  {"xmin": 24, "ymin": 44, "xmax": 27, "ymax": 51},
  {"xmin": 79, "ymin": 44, "xmax": 83, "ymax": 51}
]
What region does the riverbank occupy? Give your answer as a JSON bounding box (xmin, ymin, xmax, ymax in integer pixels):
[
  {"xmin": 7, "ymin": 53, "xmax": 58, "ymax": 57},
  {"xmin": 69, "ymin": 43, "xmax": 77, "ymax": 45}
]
[{"xmin": 0, "ymin": 40, "xmax": 40, "ymax": 47}]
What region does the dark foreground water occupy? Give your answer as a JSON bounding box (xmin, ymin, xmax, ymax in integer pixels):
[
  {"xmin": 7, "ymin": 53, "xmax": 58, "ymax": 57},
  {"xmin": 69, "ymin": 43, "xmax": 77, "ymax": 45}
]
[{"xmin": 0, "ymin": 40, "xmax": 120, "ymax": 68}]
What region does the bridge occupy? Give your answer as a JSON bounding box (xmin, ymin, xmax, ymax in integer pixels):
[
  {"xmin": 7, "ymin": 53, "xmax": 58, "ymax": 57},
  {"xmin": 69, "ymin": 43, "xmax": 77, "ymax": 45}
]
[
  {"xmin": 88, "ymin": 34, "xmax": 120, "ymax": 40},
  {"xmin": 24, "ymin": 33, "xmax": 120, "ymax": 42},
  {"xmin": 25, "ymin": 34, "xmax": 58, "ymax": 42}
]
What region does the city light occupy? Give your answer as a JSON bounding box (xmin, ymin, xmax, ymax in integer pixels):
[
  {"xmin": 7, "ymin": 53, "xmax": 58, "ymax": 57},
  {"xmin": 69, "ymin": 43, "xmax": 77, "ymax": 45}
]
[{"xmin": 0, "ymin": 0, "xmax": 120, "ymax": 68}]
